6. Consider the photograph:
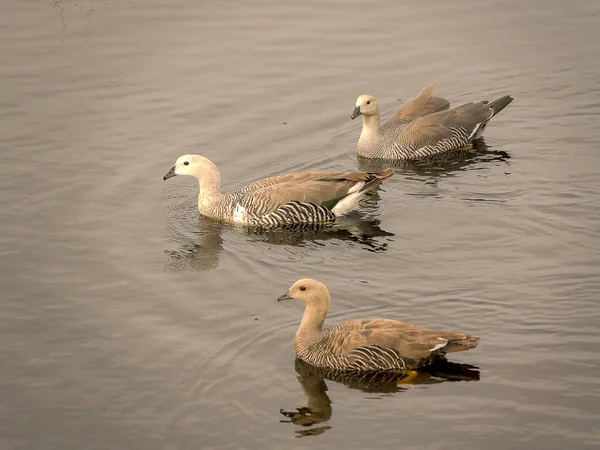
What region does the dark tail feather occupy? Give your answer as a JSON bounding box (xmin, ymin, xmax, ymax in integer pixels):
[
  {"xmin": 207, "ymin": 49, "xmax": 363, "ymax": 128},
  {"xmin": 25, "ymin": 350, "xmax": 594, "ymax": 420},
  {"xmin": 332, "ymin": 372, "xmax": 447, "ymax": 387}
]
[
  {"xmin": 444, "ymin": 335, "xmax": 480, "ymax": 353},
  {"xmin": 488, "ymin": 95, "xmax": 513, "ymax": 117},
  {"xmin": 361, "ymin": 168, "xmax": 394, "ymax": 193},
  {"xmin": 428, "ymin": 96, "xmax": 451, "ymax": 113}
]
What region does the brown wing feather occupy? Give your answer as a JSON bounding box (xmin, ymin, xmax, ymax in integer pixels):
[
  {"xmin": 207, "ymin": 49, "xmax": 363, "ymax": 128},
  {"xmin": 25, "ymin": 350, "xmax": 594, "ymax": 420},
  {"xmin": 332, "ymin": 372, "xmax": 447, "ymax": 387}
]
[
  {"xmin": 334, "ymin": 318, "xmax": 478, "ymax": 361},
  {"xmin": 240, "ymin": 171, "xmax": 387, "ymax": 193},
  {"xmin": 389, "ymin": 84, "xmax": 451, "ymax": 122},
  {"xmin": 398, "ymin": 101, "xmax": 496, "ymax": 148},
  {"xmin": 239, "ymin": 170, "xmax": 393, "ymax": 214},
  {"xmin": 249, "ymin": 181, "xmax": 358, "ymax": 212},
  {"xmin": 238, "ymin": 172, "xmax": 345, "ymax": 194}
]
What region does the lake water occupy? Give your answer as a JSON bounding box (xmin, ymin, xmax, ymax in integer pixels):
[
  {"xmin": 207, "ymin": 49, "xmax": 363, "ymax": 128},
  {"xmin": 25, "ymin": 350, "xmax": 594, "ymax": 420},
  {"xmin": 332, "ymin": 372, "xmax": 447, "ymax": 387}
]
[{"xmin": 1, "ymin": 1, "xmax": 599, "ymax": 449}]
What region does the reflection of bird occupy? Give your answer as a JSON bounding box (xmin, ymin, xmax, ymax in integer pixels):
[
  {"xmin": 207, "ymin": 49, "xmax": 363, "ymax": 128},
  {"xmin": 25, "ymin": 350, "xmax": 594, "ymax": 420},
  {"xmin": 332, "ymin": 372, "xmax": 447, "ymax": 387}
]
[
  {"xmin": 280, "ymin": 368, "xmax": 332, "ymax": 429},
  {"xmin": 280, "ymin": 357, "xmax": 480, "ymax": 437},
  {"xmin": 351, "ymin": 84, "xmax": 513, "ymax": 160},
  {"xmin": 163, "ymin": 154, "xmax": 393, "ymax": 228},
  {"xmin": 294, "ymin": 357, "xmax": 480, "ymax": 393},
  {"xmin": 357, "ymin": 137, "xmax": 511, "ymax": 176},
  {"xmin": 164, "ymin": 213, "xmax": 395, "ymax": 272},
  {"xmin": 278, "ymin": 279, "xmax": 479, "ymax": 372},
  {"xmin": 163, "ymin": 218, "xmax": 225, "ymax": 272},
  {"xmin": 245, "ymin": 211, "xmax": 394, "ymax": 253}
]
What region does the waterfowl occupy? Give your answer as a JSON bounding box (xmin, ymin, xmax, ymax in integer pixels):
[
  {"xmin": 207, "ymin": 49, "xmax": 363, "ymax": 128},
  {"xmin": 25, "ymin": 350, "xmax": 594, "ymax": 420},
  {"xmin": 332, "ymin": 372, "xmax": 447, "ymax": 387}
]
[
  {"xmin": 163, "ymin": 155, "xmax": 393, "ymax": 228},
  {"xmin": 278, "ymin": 278, "xmax": 479, "ymax": 372},
  {"xmin": 351, "ymin": 84, "xmax": 513, "ymax": 160}
]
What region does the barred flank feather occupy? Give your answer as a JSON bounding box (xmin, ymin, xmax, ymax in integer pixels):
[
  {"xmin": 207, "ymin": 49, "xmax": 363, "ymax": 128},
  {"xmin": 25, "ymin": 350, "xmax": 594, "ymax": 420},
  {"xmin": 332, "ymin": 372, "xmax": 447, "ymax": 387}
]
[
  {"xmin": 348, "ymin": 346, "xmax": 409, "ymax": 371},
  {"xmin": 249, "ymin": 202, "xmax": 335, "ymax": 228},
  {"xmin": 388, "ymin": 126, "xmax": 473, "ymax": 160},
  {"xmin": 294, "ymin": 323, "xmax": 424, "ymax": 372}
]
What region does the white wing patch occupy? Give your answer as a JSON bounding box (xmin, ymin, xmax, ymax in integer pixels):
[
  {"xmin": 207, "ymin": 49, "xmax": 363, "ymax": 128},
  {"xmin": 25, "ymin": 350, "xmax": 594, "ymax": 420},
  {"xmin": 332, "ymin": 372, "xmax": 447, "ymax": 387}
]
[
  {"xmin": 468, "ymin": 110, "xmax": 494, "ymax": 139},
  {"xmin": 233, "ymin": 203, "xmax": 247, "ymax": 224},
  {"xmin": 430, "ymin": 339, "xmax": 448, "ymax": 353},
  {"xmin": 468, "ymin": 122, "xmax": 483, "ymax": 140},
  {"xmin": 347, "ymin": 181, "xmax": 365, "ymax": 194},
  {"xmin": 331, "ymin": 191, "xmax": 363, "ymax": 216}
]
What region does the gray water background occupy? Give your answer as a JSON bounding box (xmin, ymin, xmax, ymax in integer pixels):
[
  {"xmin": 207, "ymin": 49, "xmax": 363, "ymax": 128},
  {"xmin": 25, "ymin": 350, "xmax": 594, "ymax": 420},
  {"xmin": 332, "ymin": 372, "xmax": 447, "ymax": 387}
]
[{"xmin": 1, "ymin": 1, "xmax": 599, "ymax": 449}]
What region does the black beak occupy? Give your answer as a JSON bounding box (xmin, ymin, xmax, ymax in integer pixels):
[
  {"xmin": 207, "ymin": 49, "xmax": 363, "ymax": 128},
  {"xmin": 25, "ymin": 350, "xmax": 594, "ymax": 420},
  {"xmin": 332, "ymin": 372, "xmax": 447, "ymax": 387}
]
[
  {"xmin": 163, "ymin": 166, "xmax": 177, "ymax": 181},
  {"xmin": 351, "ymin": 106, "xmax": 362, "ymax": 120},
  {"xmin": 278, "ymin": 292, "xmax": 293, "ymax": 302}
]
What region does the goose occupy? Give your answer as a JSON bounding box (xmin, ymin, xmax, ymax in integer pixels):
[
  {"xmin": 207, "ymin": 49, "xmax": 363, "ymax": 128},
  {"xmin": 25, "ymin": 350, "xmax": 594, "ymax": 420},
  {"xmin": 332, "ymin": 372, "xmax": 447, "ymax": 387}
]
[
  {"xmin": 278, "ymin": 278, "xmax": 479, "ymax": 372},
  {"xmin": 163, "ymin": 155, "xmax": 393, "ymax": 228},
  {"xmin": 351, "ymin": 84, "xmax": 513, "ymax": 160}
]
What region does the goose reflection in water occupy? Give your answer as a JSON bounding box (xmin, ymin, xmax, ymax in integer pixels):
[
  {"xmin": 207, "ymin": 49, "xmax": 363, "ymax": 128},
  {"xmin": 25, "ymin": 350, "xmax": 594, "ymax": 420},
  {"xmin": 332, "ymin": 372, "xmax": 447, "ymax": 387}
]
[
  {"xmin": 163, "ymin": 203, "xmax": 394, "ymax": 271},
  {"xmin": 163, "ymin": 218, "xmax": 225, "ymax": 272},
  {"xmin": 357, "ymin": 138, "xmax": 511, "ymax": 178},
  {"xmin": 244, "ymin": 209, "xmax": 394, "ymax": 253},
  {"xmin": 280, "ymin": 358, "xmax": 480, "ymax": 438}
]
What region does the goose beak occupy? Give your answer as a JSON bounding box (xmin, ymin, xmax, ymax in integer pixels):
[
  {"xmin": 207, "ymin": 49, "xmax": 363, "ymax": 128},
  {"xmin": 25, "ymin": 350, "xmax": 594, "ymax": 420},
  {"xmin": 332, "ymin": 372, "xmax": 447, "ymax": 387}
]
[
  {"xmin": 351, "ymin": 106, "xmax": 362, "ymax": 120},
  {"xmin": 278, "ymin": 292, "xmax": 293, "ymax": 302},
  {"xmin": 163, "ymin": 166, "xmax": 177, "ymax": 181}
]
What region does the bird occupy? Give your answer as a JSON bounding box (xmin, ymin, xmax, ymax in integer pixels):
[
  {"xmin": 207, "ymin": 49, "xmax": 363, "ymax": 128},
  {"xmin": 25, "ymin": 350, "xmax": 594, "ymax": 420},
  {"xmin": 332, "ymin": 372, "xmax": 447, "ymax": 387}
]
[
  {"xmin": 278, "ymin": 278, "xmax": 479, "ymax": 372},
  {"xmin": 351, "ymin": 84, "xmax": 513, "ymax": 160},
  {"xmin": 163, "ymin": 155, "xmax": 393, "ymax": 228}
]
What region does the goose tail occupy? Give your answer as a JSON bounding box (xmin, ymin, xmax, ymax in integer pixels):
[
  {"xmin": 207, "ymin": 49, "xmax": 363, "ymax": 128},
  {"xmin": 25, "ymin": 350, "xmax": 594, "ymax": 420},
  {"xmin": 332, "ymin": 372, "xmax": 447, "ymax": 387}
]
[
  {"xmin": 331, "ymin": 169, "xmax": 393, "ymax": 216},
  {"xmin": 359, "ymin": 168, "xmax": 394, "ymax": 193},
  {"xmin": 488, "ymin": 95, "xmax": 513, "ymax": 118},
  {"xmin": 471, "ymin": 95, "xmax": 513, "ymax": 139},
  {"xmin": 444, "ymin": 334, "xmax": 480, "ymax": 353}
]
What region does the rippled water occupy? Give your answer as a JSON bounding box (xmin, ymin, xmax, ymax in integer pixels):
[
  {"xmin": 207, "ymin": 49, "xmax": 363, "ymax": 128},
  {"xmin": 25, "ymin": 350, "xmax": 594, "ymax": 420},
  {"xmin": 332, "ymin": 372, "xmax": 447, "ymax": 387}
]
[{"xmin": 1, "ymin": 0, "xmax": 599, "ymax": 449}]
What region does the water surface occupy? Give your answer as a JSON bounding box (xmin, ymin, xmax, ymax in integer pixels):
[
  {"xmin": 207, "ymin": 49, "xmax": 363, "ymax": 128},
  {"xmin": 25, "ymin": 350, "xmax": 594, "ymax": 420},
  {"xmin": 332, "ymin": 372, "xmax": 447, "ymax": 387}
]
[{"xmin": 1, "ymin": 1, "xmax": 599, "ymax": 449}]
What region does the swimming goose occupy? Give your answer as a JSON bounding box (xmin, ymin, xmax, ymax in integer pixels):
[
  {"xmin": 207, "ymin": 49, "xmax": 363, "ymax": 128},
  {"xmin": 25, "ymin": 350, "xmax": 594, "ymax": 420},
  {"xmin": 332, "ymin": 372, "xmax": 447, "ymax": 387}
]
[
  {"xmin": 351, "ymin": 84, "xmax": 513, "ymax": 160},
  {"xmin": 163, "ymin": 155, "xmax": 393, "ymax": 228},
  {"xmin": 278, "ymin": 278, "xmax": 479, "ymax": 372}
]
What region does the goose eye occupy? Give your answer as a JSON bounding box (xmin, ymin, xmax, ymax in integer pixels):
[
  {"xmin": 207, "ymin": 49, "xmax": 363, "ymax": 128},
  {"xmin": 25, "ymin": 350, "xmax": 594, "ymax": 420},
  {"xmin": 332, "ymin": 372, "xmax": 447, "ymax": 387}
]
[
  {"xmin": 183, "ymin": 161, "xmax": 189, "ymax": 166},
  {"xmin": 299, "ymin": 286, "xmax": 306, "ymax": 291},
  {"xmin": 366, "ymin": 101, "xmax": 371, "ymax": 105}
]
